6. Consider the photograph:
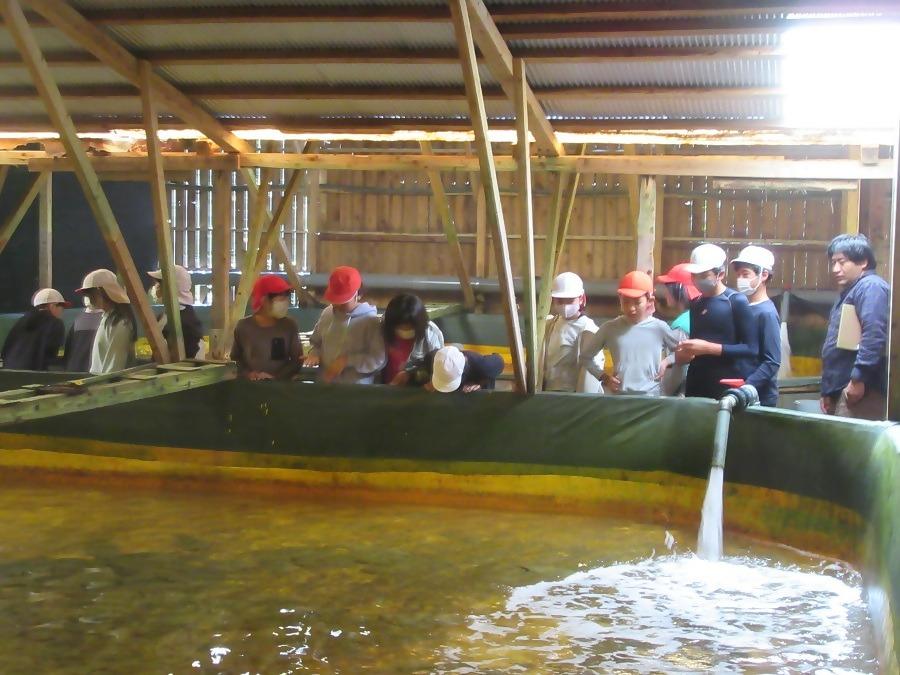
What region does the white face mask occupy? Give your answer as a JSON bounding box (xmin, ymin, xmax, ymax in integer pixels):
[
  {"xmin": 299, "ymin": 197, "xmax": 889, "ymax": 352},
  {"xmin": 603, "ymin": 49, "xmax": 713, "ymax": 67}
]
[
  {"xmin": 150, "ymin": 284, "xmax": 162, "ymax": 304},
  {"xmin": 270, "ymin": 297, "xmax": 290, "ymax": 319},
  {"xmin": 82, "ymin": 295, "xmax": 92, "ymax": 309},
  {"xmin": 735, "ymin": 276, "xmax": 760, "ymax": 296},
  {"xmin": 395, "ymin": 328, "xmax": 416, "ymax": 340}
]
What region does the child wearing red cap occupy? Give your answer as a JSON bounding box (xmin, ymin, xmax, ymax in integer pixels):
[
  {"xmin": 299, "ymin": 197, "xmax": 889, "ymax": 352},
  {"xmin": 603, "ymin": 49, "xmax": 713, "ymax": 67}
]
[
  {"xmin": 306, "ymin": 266, "xmax": 385, "ymax": 384},
  {"xmin": 656, "ymin": 263, "xmax": 702, "ymax": 395},
  {"xmin": 230, "ymin": 275, "xmax": 302, "ymax": 381},
  {"xmin": 579, "ymin": 271, "xmax": 680, "ymax": 396}
]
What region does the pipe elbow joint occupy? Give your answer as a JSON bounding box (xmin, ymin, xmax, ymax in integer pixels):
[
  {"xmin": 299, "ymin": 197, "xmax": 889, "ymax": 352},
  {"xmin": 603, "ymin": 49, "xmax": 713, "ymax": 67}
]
[{"xmin": 720, "ymin": 384, "xmax": 759, "ymax": 412}]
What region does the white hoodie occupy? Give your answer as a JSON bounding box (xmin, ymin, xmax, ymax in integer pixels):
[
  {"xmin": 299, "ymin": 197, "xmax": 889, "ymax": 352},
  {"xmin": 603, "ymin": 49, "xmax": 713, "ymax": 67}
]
[{"xmin": 308, "ymin": 302, "xmax": 386, "ymax": 384}]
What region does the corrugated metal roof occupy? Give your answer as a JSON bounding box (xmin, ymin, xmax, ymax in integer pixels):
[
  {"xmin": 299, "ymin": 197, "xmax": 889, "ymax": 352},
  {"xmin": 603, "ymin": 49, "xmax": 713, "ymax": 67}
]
[
  {"xmin": 201, "ymin": 98, "xmax": 512, "ymax": 118},
  {"xmin": 510, "ymin": 34, "xmax": 782, "ymax": 50},
  {"xmin": 0, "ymin": 26, "xmax": 85, "ymax": 51},
  {"xmin": 543, "ymin": 96, "xmax": 782, "ymax": 120},
  {"xmin": 0, "ymin": 67, "xmax": 128, "ymax": 87}
]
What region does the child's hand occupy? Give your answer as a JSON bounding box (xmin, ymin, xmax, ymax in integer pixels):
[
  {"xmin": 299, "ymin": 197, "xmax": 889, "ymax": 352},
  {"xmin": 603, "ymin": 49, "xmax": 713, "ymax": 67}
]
[
  {"xmin": 304, "ymin": 354, "xmax": 320, "ymax": 368},
  {"xmin": 604, "ymin": 374, "xmax": 622, "ymax": 393},
  {"xmin": 657, "ymin": 358, "xmax": 670, "ymax": 381},
  {"xmin": 462, "ymin": 383, "xmax": 481, "ymax": 393},
  {"xmin": 322, "ymin": 355, "xmax": 348, "ymax": 383},
  {"xmin": 247, "ymin": 371, "xmax": 273, "ymax": 381},
  {"xmin": 389, "ymin": 371, "xmax": 410, "ymax": 386},
  {"xmin": 677, "ymin": 339, "xmax": 719, "ymax": 358}
]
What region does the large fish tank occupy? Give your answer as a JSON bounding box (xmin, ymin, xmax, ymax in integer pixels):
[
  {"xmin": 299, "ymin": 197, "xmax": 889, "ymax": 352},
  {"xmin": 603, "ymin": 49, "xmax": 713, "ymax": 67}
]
[{"xmin": 0, "ymin": 373, "xmax": 896, "ymax": 673}]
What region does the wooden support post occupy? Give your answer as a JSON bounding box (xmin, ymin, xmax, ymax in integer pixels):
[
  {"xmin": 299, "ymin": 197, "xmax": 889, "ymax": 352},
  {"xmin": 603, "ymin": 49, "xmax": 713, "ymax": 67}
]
[
  {"xmin": 451, "ymin": 0, "xmax": 526, "ymax": 393},
  {"xmin": 1, "ymin": 0, "xmax": 169, "ymax": 362},
  {"xmin": 140, "ymin": 60, "xmax": 183, "ymax": 362},
  {"xmin": 653, "ymin": 176, "xmax": 665, "ymax": 277},
  {"xmin": 624, "ymin": 145, "xmax": 640, "ymax": 228},
  {"xmin": 303, "ymin": 164, "xmax": 322, "ymax": 275},
  {"xmin": 888, "ymin": 125, "xmax": 900, "ymax": 421},
  {"xmin": 0, "ymin": 165, "xmax": 9, "ymax": 197},
  {"xmin": 37, "ymin": 172, "xmax": 51, "ymax": 288},
  {"xmin": 210, "ymin": 170, "xmax": 231, "ymax": 359},
  {"xmin": 534, "ymin": 172, "xmax": 567, "ymax": 370},
  {"xmin": 514, "ymin": 59, "xmax": 537, "ymax": 394},
  {"xmin": 420, "ymin": 140, "xmax": 476, "ymax": 309},
  {"xmin": 473, "ymin": 172, "xmax": 488, "ymax": 278},
  {"xmin": 0, "ymin": 171, "xmax": 46, "ymax": 256},
  {"xmin": 635, "ymin": 175, "xmax": 658, "ymax": 275},
  {"xmin": 842, "ymin": 147, "xmax": 862, "ymax": 234},
  {"xmin": 551, "ymin": 145, "xmax": 585, "ymax": 271}
]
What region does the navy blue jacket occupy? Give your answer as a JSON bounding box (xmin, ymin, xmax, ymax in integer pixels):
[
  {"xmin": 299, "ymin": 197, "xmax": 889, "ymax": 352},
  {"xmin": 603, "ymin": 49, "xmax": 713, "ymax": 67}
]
[
  {"xmin": 685, "ymin": 287, "xmax": 758, "ymax": 399},
  {"xmin": 746, "ymin": 299, "xmax": 781, "ymax": 406},
  {"xmin": 821, "ymin": 271, "xmax": 889, "ymax": 397}
]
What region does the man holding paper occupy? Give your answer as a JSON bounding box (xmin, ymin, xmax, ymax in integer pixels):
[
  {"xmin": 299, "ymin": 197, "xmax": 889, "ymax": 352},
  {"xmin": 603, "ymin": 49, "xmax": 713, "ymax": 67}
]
[{"xmin": 820, "ymin": 234, "xmax": 889, "ymax": 420}]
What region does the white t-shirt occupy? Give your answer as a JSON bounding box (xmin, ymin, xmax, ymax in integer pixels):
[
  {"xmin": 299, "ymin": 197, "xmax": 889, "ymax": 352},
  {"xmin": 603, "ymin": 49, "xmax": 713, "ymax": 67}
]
[
  {"xmin": 89, "ymin": 312, "xmax": 134, "ymax": 374},
  {"xmin": 543, "ymin": 314, "xmax": 603, "ymax": 392}
]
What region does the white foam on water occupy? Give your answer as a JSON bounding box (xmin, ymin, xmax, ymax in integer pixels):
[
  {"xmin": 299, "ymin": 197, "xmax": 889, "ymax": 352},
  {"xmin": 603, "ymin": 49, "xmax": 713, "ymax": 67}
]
[
  {"xmin": 697, "ymin": 466, "xmax": 724, "ymax": 561},
  {"xmin": 437, "ymin": 556, "xmax": 876, "ymax": 673}
]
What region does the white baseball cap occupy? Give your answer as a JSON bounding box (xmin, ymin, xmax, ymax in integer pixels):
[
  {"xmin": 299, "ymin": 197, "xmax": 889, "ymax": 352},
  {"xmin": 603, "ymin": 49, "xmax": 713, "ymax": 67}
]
[
  {"xmin": 75, "ymin": 268, "xmax": 130, "ymax": 304},
  {"xmin": 550, "ymin": 272, "xmax": 585, "ymax": 299},
  {"xmin": 731, "ymin": 245, "xmax": 774, "ymax": 273},
  {"xmin": 684, "ymin": 243, "xmax": 727, "ymax": 274},
  {"xmin": 432, "ymin": 345, "xmax": 466, "ymax": 393},
  {"xmin": 148, "ymin": 264, "xmax": 194, "ymax": 305},
  {"xmin": 32, "ymin": 288, "xmax": 71, "ymax": 308}
]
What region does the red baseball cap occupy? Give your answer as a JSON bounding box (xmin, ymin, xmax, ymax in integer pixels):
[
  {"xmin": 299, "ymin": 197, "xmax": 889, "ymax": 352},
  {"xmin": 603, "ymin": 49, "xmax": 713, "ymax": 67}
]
[
  {"xmin": 656, "ymin": 263, "xmax": 702, "ymax": 301},
  {"xmin": 324, "ymin": 266, "xmax": 362, "ymax": 304},
  {"xmin": 251, "ymin": 274, "xmax": 292, "ymax": 312},
  {"xmin": 617, "ymin": 270, "xmax": 654, "ymax": 299}
]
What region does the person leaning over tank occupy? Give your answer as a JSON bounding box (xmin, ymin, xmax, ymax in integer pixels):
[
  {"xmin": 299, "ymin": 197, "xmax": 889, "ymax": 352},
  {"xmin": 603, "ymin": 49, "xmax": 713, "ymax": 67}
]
[
  {"xmin": 305, "ymin": 266, "xmax": 385, "ymax": 384},
  {"xmin": 147, "ymin": 264, "xmax": 204, "ymax": 359},
  {"xmin": 674, "ymin": 243, "xmax": 758, "ymax": 400},
  {"xmin": 1, "ymin": 288, "xmax": 68, "ymax": 371},
  {"xmin": 656, "ymin": 263, "xmax": 701, "ymax": 396},
  {"xmin": 75, "ymin": 269, "xmax": 137, "ymax": 375},
  {"xmin": 579, "ymin": 271, "xmax": 680, "ymax": 396},
  {"xmin": 230, "ymin": 275, "xmax": 302, "ymax": 381},
  {"xmin": 542, "ymin": 271, "xmax": 604, "ymax": 393},
  {"xmin": 820, "ymin": 233, "xmax": 889, "ymax": 420},
  {"xmin": 421, "ymin": 345, "xmax": 505, "ymax": 393},
  {"xmin": 731, "ymin": 245, "xmax": 781, "ymax": 407},
  {"xmin": 381, "ymin": 293, "xmax": 444, "ymax": 386}
]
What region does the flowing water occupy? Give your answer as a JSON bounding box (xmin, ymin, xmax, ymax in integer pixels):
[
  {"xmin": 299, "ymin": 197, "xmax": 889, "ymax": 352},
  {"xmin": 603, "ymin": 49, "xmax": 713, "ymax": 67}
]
[
  {"xmin": 697, "ymin": 465, "xmax": 725, "ymax": 561},
  {"xmin": 0, "ymin": 482, "xmax": 878, "ymax": 673}
]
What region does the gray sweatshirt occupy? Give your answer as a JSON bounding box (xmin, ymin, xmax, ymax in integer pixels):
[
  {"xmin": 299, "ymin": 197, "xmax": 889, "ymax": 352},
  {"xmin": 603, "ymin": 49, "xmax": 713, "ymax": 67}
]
[
  {"xmin": 580, "ymin": 315, "xmax": 680, "ymax": 396},
  {"xmin": 309, "ymin": 302, "xmax": 386, "ymax": 384}
]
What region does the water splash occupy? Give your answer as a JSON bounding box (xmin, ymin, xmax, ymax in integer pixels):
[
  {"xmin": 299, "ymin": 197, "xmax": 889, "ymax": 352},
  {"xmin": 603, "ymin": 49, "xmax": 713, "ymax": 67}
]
[
  {"xmin": 697, "ymin": 466, "xmax": 724, "ymax": 561},
  {"xmin": 437, "ymin": 555, "xmax": 875, "ymax": 673}
]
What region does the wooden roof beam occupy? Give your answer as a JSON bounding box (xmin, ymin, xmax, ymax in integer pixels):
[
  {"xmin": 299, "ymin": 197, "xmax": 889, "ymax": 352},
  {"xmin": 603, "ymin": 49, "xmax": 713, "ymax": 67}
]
[
  {"xmin": 0, "ymin": 84, "xmax": 783, "ymax": 101},
  {"xmin": 242, "ymin": 152, "xmax": 896, "ymax": 179},
  {"xmin": 0, "ymin": 45, "xmax": 784, "ymax": 68},
  {"xmin": 27, "ymin": 153, "xmax": 240, "ymax": 172},
  {"xmin": 459, "ymin": 0, "xmax": 563, "ymax": 157}
]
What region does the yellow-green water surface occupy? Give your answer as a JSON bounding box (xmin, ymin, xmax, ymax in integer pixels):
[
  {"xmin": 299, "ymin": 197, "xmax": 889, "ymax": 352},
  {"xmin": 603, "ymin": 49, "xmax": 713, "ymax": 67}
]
[{"xmin": 0, "ymin": 483, "xmax": 877, "ymax": 673}]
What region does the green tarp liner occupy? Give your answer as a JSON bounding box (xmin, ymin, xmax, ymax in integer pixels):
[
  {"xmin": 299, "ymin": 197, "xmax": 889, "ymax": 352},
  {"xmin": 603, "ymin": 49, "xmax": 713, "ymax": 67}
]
[{"xmin": 0, "ymin": 377, "xmax": 896, "ymax": 668}]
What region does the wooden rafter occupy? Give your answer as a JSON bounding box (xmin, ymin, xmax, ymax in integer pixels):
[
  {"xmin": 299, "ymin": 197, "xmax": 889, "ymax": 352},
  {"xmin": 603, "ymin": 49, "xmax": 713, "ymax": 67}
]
[
  {"xmin": 27, "ymin": 154, "xmax": 240, "ymax": 172},
  {"xmin": 0, "ymin": 45, "xmax": 783, "ymax": 68},
  {"xmin": 459, "ymin": 0, "xmax": 563, "ymax": 157},
  {"xmin": 209, "ymin": 170, "xmax": 231, "ymax": 360},
  {"xmin": 1, "ymin": 0, "xmax": 169, "ymax": 362},
  {"xmin": 0, "ymin": 83, "xmax": 784, "ymax": 102},
  {"xmin": 451, "ymin": 0, "xmax": 527, "ymax": 393},
  {"xmin": 419, "ymin": 140, "xmax": 476, "ymax": 310},
  {"xmin": 140, "ymin": 60, "xmax": 184, "ymax": 362},
  {"xmin": 0, "ymin": 170, "xmax": 46, "ymax": 255}
]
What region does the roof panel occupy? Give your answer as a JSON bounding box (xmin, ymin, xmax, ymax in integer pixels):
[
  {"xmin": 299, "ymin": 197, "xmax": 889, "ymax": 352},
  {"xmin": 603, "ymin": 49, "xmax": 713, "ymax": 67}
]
[
  {"xmin": 510, "ymin": 33, "xmax": 782, "ymax": 49},
  {"xmin": 201, "ymin": 98, "xmax": 513, "ymax": 118},
  {"xmin": 542, "ymin": 95, "xmax": 782, "ymax": 120},
  {"xmin": 0, "ymin": 66, "xmax": 130, "ymax": 87},
  {"xmin": 527, "ymin": 58, "xmax": 781, "ymax": 88}
]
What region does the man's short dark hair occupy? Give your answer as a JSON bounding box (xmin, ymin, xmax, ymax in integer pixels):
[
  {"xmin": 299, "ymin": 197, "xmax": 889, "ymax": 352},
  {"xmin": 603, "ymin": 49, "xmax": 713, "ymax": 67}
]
[{"xmin": 827, "ymin": 234, "xmax": 876, "ymax": 271}]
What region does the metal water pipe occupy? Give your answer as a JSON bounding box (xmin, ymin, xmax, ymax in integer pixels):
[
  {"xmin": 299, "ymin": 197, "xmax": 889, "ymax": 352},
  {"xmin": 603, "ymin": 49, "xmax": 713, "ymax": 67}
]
[{"xmin": 711, "ymin": 383, "xmax": 760, "ymax": 469}]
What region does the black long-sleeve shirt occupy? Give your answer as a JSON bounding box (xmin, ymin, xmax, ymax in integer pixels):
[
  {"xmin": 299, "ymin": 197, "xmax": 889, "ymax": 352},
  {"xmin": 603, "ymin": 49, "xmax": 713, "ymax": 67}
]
[
  {"xmin": 1, "ymin": 309, "xmax": 65, "ymax": 371},
  {"xmin": 685, "ymin": 287, "xmax": 758, "ymax": 399},
  {"xmin": 745, "ymin": 299, "xmax": 781, "ymax": 406}
]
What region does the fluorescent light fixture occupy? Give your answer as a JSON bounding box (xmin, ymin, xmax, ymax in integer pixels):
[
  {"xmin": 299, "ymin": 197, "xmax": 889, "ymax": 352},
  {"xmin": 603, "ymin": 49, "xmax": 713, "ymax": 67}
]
[{"xmin": 783, "ymin": 21, "xmax": 900, "ymax": 128}]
